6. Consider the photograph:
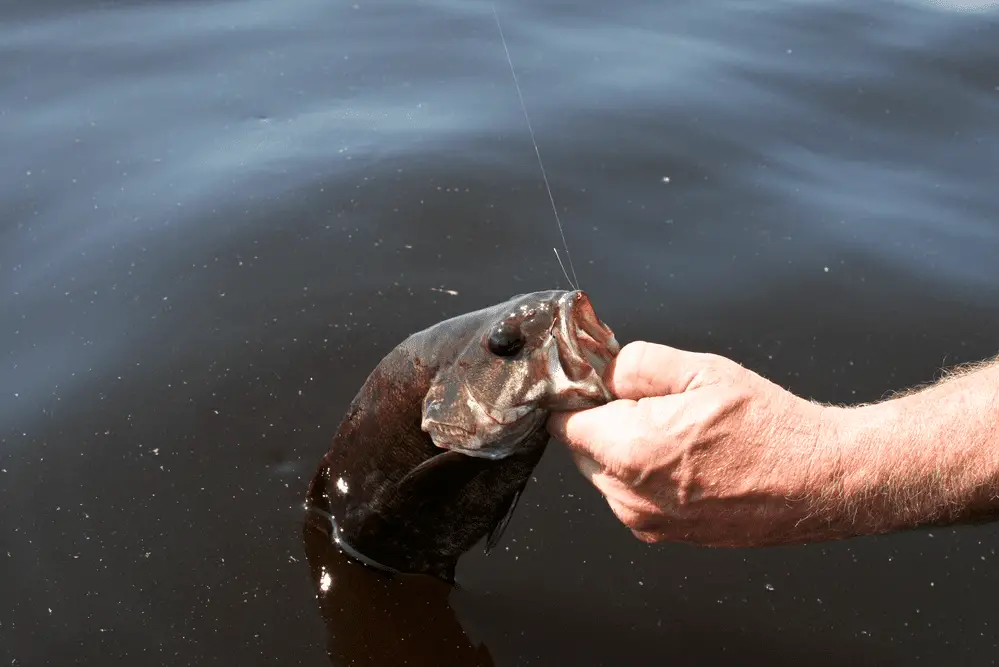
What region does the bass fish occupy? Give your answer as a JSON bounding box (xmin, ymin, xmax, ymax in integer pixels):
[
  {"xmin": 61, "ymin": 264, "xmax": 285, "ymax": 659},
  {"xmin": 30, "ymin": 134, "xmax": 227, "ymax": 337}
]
[{"xmin": 305, "ymin": 290, "xmax": 619, "ymax": 581}]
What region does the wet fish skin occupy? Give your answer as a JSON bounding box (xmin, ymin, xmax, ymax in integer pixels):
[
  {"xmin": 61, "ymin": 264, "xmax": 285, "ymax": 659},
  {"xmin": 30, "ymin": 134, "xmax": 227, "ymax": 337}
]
[{"xmin": 306, "ymin": 290, "xmax": 619, "ymax": 581}]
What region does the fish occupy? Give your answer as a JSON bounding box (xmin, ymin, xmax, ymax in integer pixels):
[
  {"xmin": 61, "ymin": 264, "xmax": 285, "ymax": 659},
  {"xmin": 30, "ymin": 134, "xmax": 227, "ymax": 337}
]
[{"xmin": 305, "ymin": 289, "xmax": 619, "ymax": 582}]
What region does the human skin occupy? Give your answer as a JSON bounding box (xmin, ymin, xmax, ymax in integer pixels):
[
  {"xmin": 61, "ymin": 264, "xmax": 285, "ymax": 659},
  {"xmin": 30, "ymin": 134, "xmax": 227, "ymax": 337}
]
[{"xmin": 546, "ymin": 341, "xmax": 999, "ymax": 547}]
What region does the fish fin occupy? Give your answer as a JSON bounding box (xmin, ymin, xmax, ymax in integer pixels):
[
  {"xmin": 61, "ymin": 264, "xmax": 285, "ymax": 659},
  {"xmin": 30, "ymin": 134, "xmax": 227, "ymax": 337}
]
[
  {"xmin": 394, "ymin": 450, "xmax": 484, "ymax": 504},
  {"xmin": 484, "ymin": 484, "xmax": 526, "ymax": 554}
]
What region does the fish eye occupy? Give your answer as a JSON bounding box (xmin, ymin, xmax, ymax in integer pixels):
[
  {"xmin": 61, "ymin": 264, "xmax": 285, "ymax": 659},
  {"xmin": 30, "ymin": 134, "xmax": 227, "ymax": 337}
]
[{"xmin": 486, "ymin": 323, "xmax": 525, "ymax": 357}]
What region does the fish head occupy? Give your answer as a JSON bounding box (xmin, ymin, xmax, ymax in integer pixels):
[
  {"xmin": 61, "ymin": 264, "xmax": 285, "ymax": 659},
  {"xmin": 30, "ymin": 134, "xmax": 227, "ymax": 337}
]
[{"xmin": 420, "ymin": 290, "xmax": 620, "ymax": 459}]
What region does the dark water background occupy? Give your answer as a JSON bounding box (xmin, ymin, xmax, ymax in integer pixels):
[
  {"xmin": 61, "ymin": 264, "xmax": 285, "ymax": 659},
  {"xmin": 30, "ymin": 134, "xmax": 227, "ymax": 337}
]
[{"xmin": 3, "ymin": 0, "xmax": 999, "ymax": 664}]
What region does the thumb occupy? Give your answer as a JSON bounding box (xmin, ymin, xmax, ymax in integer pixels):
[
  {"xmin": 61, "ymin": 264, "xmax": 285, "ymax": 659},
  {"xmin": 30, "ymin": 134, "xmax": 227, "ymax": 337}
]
[{"xmin": 607, "ymin": 341, "xmax": 715, "ymax": 400}]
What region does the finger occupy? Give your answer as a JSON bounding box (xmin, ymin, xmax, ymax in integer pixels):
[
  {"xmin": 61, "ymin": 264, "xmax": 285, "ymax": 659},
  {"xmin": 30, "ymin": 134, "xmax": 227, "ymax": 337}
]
[
  {"xmin": 571, "ymin": 451, "xmax": 635, "ymax": 500},
  {"xmin": 571, "ymin": 452, "xmax": 673, "ymax": 521},
  {"xmin": 606, "ymin": 340, "xmax": 716, "ymax": 400},
  {"xmin": 571, "ymin": 451, "xmax": 603, "ymax": 483},
  {"xmin": 546, "ymin": 399, "xmax": 642, "ymax": 465},
  {"xmin": 547, "ymin": 396, "xmax": 682, "ymax": 469},
  {"xmin": 605, "ymin": 497, "xmax": 665, "ymax": 534}
]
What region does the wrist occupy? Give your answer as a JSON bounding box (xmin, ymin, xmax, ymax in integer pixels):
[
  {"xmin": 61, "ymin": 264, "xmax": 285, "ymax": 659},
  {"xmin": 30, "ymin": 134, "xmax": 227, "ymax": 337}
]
[
  {"xmin": 797, "ymin": 403, "xmax": 881, "ymax": 535},
  {"xmin": 824, "ymin": 400, "xmax": 910, "ymax": 534}
]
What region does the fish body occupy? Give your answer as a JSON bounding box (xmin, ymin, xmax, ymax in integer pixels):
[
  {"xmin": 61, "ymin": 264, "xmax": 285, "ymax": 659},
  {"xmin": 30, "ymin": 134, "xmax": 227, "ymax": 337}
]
[{"xmin": 306, "ymin": 290, "xmax": 618, "ymax": 581}]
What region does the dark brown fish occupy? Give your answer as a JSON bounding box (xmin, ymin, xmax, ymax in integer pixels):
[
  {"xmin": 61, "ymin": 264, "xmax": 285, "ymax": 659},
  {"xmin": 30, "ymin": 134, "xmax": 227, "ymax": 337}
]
[{"xmin": 305, "ymin": 290, "xmax": 619, "ymax": 582}]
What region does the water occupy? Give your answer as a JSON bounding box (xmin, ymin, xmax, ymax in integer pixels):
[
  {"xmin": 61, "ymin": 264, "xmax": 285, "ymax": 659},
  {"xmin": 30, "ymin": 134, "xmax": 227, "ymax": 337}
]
[{"xmin": 2, "ymin": 0, "xmax": 998, "ymax": 664}]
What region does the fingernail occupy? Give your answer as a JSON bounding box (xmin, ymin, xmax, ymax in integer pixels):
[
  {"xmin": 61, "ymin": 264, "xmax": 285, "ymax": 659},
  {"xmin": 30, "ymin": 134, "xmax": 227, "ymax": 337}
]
[
  {"xmin": 572, "ymin": 452, "xmax": 603, "ymax": 481},
  {"xmin": 631, "ymin": 529, "xmax": 661, "ymax": 544}
]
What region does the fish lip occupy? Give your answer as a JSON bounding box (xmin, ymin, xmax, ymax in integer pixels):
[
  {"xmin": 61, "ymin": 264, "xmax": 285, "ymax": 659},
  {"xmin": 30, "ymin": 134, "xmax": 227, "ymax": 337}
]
[
  {"xmin": 469, "ymin": 394, "xmax": 534, "ymax": 427},
  {"xmin": 420, "ymin": 412, "xmax": 476, "ymax": 443},
  {"xmin": 438, "ymin": 445, "xmax": 507, "ymax": 460},
  {"xmin": 556, "ymin": 290, "xmax": 620, "ymax": 382},
  {"xmin": 424, "ymin": 378, "xmax": 548, "ymax": 460}
]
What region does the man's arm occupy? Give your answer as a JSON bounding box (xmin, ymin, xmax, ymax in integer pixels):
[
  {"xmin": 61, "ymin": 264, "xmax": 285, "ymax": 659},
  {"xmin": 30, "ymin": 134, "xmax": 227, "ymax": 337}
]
[
  {"xmin": 546, "ymin": 342, "xmax": 999, "ymax": 547},
  {"xmin": 826, "ymin": 356, "xmax": 999, "ymax": 535}
]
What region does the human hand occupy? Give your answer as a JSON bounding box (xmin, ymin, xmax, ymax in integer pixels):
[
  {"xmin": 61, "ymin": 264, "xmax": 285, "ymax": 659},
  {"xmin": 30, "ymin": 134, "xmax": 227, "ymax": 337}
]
[{"xmin": 546, "ymin": 341, "xmax": 847, "ymax": 547}]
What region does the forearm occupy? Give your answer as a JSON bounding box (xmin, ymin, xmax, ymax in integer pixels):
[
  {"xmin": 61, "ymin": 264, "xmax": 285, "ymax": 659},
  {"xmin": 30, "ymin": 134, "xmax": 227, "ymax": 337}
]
[{"xmin": 825, "ymin": 357, "xmax": 999, "ymax": 535}]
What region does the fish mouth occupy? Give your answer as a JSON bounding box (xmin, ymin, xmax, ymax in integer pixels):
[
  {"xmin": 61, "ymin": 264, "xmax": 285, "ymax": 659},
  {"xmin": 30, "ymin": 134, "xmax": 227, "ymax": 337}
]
[
  {"xmin": 552, "ymin": 290, "xmax": 620, "ymax": 404},
  {"xmin": 436, "ymin": 444, "xmax": 509, "ymax": 460}
]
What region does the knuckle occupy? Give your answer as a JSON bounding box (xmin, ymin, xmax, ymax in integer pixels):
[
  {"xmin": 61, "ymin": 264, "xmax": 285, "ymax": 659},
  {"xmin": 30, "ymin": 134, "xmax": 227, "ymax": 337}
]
[{"xmin": 695, "ymin": 352, "xmax": 732, "ymax": 381}]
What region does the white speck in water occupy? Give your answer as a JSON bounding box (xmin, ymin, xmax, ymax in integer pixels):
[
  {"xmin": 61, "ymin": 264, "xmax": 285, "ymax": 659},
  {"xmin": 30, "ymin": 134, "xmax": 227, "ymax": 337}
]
[
  {"xmin": 765, "ymin": 583, "xmax": 774, "ymax": 591},
  {"xmin": 823, "ymin": 266, "xmax": 829, "ymax": 272},
  {"xmin": 320, "ymin": 569, "xmax": 333, "ymax": 592},
  {"xmin": 661, "ymin": 176, "xmax": 670, "ymax": 183},
  {"xmin": 336, "ymin": 477, "xmax": 349, "ymax": 495}
]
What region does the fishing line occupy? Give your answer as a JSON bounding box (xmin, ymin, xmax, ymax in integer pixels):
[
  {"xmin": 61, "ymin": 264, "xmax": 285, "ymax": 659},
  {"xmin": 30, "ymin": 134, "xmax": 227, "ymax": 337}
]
[
  {"xmin": 552, "ymin": 247, "xmax": 573, "ymax": 290},
  {"xmin": 492, "ymin": 4, "xmax": 580, "ymax": 291}
]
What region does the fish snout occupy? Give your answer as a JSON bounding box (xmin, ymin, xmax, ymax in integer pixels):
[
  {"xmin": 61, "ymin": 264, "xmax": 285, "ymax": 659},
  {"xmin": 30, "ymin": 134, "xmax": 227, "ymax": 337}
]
[
  {"xmin": 559, "ymin": 290, "xmax": 620, "ymax": 363},
  {"xmin": 552, "ymin": 291, "xmax": 620, "ymax": 404}
]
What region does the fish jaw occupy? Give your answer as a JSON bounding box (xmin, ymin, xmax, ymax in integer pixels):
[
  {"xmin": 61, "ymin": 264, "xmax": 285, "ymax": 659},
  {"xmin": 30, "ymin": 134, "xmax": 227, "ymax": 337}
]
[
  {"xmin": 543, "ymin": 290, "xmax": 620, "ymax": 410},
  {"xmin": 422, "ymin": 383, "xmax": 545, "ymax": 458}
]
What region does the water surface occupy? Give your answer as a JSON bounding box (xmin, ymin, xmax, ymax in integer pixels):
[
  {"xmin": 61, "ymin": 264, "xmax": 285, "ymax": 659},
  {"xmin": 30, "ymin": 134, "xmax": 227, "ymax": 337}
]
[{"xmin": 2, "ymin": 0, "xmax": 999, "ymax": 664}]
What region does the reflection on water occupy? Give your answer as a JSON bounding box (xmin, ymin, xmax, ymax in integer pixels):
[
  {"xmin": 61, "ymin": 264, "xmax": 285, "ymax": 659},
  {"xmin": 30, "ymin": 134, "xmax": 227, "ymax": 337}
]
[
  {"xmin": 2, "ymin": 0, "xmax": 998, "ymax": 665},
  {"xmin": 303, "ymin": 511, "xmax": 494, "ymax": 666}
]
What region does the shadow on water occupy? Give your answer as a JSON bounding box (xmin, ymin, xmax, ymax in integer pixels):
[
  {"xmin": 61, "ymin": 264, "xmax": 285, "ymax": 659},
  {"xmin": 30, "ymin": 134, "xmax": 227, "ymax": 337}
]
[{"xmin": 302, "ymin": 511, "xmax": 494, "ymax": 667}]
